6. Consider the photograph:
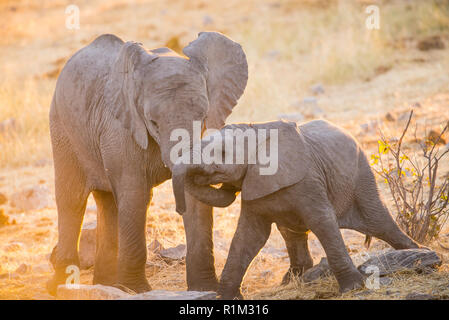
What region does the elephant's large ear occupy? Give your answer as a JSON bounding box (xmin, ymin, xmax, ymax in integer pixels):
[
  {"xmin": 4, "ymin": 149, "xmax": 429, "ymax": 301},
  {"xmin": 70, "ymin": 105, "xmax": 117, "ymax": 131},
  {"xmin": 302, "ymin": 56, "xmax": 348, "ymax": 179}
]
[
  {"xmin": 183, "ymin": 32, "xmax": 248, "ymax": 129},
  {"xmin": 105, "ymin": 41, "xmax": 158, "ymax": 149},
  {"xmin": 241, "ymin": 121, "xmax": 310, "ymax": 201}
]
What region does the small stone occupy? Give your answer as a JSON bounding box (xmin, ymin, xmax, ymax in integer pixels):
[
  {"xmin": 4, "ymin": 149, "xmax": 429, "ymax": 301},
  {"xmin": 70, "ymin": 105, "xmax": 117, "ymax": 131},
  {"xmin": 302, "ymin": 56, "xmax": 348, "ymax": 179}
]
[
  {"xmin": 426, "ymin": 129, "xmax": 446, "ymax": 146},
  {"xmin": 0, "ymin": 118, "xmax": 17, "ymax": 135},
  {"xmin": 122, "ymin": 290, "xmax": 217, "ymax": 300},
  {"xmin": 302, "ymin": 96, "xmax": 318, "ymax": 107},
  {"xmin": 303, "ymin": 257, "xmax": 332, "ymax": 283},
  {"xmin": 10, "ymin": 186, "xmax": 50, "ymax": 211},
  {"xmin": 260, "ymin": 270, "xmax": 274, "ymax": 280},
  {"xmin": 310, "ymin": 84, "xmax": 325, "ymax": 95},
  {"xmin": 264, "ymin": 50, "xmax": 281, "ymax": 60},
  {"xmin": 57, "ymin": 284, "xmax": 130, "ymax": 300},
  {"xmin": 0, "ymin": 192, "xmax": 7, "ymax": 205},
  {"xmin": 79, "ymin": 221, "xmax": 96, "ymax": 270},
  {"xmin": 15, "ymin": 263, "xmax": 30, "ymax": 274},
  {"xmin": 260, "ymin": 246, "xmax": 288, "ymax": 259},
  {"xmin": 33, "ymin": 263, "xmax": 52, "ymax": 273},
  {"xmin": 405, "ymin": 292, "xmax": 435, "ymax": 300},
  {"xmin": 0, "ymin": 208, "xmax": 10, "ymax": 226},
  {"xmin": 158, "ymin": 244, "xmax": 186, "ymax": 262},
  {"xmin": 4, "ymin": 241, "xmax": 24, "ymax": 252},
  {"xmin": 384, "ymin": 112, "xmax": 395, "ymax": 122},
  {"xmin": 379, "ymin": 277, "xmax": 392, "ymax": 286},
  {"xmin": 33, "ymin": 159, "xmax": 52, "ymax": 167},
  {"xmin": 417, "ymin": 36, "xmax": 445, "ymax": 51},
  {"xmin": 148, "ymin": 239, "xmax": 163, "ymax": 254},
  {"xmin": 358, "ymin": 249, "xmax": 442, "ymax": 277},
  {"xmin": 202, "ymin": 15, "xmax": 214, "ymax": 26}
]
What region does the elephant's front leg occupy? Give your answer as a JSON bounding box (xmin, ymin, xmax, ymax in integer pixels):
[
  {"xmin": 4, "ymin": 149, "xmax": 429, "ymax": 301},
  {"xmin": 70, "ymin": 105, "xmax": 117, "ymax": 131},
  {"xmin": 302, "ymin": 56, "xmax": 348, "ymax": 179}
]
[
  {"xmin": 115, "ymin": 188, "xmax": 152, "ymax": 293},
  {"xmin": 277, "ymin": 225, "xmax": 313, "ymax": 285},
  {"xmin": 218, "ymin": 211, "xmax": 272, "ymax": 299},
  {"xmin": 182, "ymin": 192, "xmax": 218, "ymax": 291}
]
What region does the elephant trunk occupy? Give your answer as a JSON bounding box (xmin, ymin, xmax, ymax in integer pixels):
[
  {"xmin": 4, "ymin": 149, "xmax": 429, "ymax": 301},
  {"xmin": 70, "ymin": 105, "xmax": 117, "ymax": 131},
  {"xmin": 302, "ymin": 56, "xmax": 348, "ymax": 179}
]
[{"xmin": 172, "ymin": 163, "xmax": 238, "ymax": 215}]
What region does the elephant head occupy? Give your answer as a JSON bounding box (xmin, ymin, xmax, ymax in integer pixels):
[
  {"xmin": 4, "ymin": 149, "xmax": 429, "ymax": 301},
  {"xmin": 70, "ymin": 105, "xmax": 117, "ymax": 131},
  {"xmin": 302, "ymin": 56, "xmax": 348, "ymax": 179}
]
[
  {"xmin": 104, "ymin": 32, "xmax": 248, "ymax": 168},
  {"xmin": 172, "ymin": 121, "xmax": 311, "ymax": 214}
]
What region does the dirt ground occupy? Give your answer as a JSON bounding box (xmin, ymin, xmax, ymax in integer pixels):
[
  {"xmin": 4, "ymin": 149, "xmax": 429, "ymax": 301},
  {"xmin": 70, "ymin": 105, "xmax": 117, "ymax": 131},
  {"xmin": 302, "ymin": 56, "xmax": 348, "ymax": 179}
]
[{"xmin": 0, "ymin": 0, "xmax": 448, "ymax": 299}]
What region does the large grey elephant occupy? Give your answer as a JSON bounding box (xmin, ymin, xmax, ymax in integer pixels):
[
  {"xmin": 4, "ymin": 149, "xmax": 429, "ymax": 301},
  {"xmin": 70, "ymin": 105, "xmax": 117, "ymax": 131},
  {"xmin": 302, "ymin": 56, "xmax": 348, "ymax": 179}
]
[
  {"xmin": 172, "ymin": 120, "xmax": 420, "ymax": 299},
  {"xmin": 47, "ymin": 32, "xmax": 305, "ymax": 295}
]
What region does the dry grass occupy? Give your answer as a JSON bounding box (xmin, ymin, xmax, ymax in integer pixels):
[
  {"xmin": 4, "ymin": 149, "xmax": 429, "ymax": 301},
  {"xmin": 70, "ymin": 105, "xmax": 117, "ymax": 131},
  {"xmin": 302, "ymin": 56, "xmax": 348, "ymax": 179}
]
[{"xmin": 0, "ymin": 0, "xmax": 449, "ymax": 300}]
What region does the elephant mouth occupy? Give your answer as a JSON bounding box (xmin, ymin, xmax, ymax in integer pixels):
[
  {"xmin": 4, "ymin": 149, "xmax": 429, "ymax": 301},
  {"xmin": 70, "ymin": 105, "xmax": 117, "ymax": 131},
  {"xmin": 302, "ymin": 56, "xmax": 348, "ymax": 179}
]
[{"xmin": 172, "ymin": 163, "xmax": 239, "ymax": 214}]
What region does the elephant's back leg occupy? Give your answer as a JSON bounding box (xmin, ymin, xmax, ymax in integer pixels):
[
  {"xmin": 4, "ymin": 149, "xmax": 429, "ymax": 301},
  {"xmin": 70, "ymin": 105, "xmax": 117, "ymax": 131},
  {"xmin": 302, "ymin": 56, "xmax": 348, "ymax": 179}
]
[
  {"xmin": 47, "ymin": 109, "xmax": 90, "ymax": 295},
  {"xmin": 276, "ymin": 225, "xmax": 313, "ymax": 285},
  {"xmin": 354, "ymin": 152, "xmax": 419, "ymax": 249}
]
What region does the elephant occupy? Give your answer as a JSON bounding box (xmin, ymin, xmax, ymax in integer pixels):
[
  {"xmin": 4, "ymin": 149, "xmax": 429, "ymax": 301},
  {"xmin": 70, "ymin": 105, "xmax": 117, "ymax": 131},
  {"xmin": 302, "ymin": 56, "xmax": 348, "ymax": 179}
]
[
  {"xmin": 47, "ymin": 32, "xmax": 252, "ymax": 294},
  {"xmin": 172, "ymin": 119, "xmax": 420, "ymax": 299}
]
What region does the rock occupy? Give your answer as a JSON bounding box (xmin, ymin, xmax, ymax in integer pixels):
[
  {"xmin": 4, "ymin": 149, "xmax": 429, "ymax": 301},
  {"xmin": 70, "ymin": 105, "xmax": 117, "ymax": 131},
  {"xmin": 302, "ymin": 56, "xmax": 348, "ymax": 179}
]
[
  {"xmin": 15, "ymin": 263, "xmax": 30, "ymax": 274},
  {"xmin": 57, "ymin": 284, "xmax": 130, "ymax": 300},
  {"xmin": 303, "ymin": 257, "xmax": 332, "ymax": 283},
  {"xmin": 0, "ymin": 192, "xmax": 7, "ymax": 205},
  {"xmin": 277, "ymin": 113, "xmax": 304, "ymax": 123},
  {"xmin": 405, "ymin": 292, "xmax": 435, "ymax": 300},
  {"xmin": 202, "ymin": 15, "xmax": 214, "ymax": 26},
  {"xmin": 260, "ymin": 246, "xmax": 288, "ymax": 259},
  {"xmin": 260, "ymin": 270, "xmax": 274, "ymax": 280},
  {"xmin": 148, "ymin": 239, "xmax": 163, "ymax": 254},
  {"xmin": 310, "ymin": 83, "xmax": 325, "ymax": 95},
  {"xmin": 4, "ymin": 241, "xmax": 24, "ymax": 252},
  {"xmin": 158, "ymin": 244, "xmax": 186, "ymax": 262},
  {"xmin": 379, "ymin": 277, "xmax": 392, "ymax": 286},
  {"xmin": 33, "ymin": 158, "xmax": 52, "ymax": 167},
  {"xmin": 122, "ymin": 290, "xmax": 217, "ymax": 300},
  {"xmin": 10, "ymin": 186, "xmax": 50, "ymax": 211},
  {"xmin": 0, "ymin": 118, "xmax": 17, "ymax": 135},
  {"xmin": 358, "ymin": 120, "xmax": 380, "ymax": 136},
  {"xmin": 384, "ymin": 112, "xmax": 395, "ymax": 122},
  {"xmin": 302, "ymin": 96, "xmax": 318, "ymax": 107},
  {"xmin": 0, "ymin": 208, "xmax": 10, "ymax": 226},
  {"xmin": 417, "ymin": 36, "xmax": 445, "ymax": 51},
  {"xmin": 426, "ymin": 129, "xmax": 446, "ymax": 146},
  {"xmin": 79, "ymin": 221, "xmax": 96, "ymax": 269},
  {"xmin": 358, "ymin": 249, "xmax": 442, "ymax": 277},
  {"xmin": 264, "ymin": 50, "xmax": 281, "ymax": 60},
  {"xmin": 33, "ymin": 263, "xmax": 52, "ymax": 273}
]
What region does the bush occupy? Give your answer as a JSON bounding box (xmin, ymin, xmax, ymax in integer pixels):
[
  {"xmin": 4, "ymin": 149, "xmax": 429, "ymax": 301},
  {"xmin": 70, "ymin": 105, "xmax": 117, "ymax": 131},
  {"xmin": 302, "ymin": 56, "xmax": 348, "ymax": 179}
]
[{"xmin": 371, "ymin": 111, "xmax": 449, "ymax": 243}]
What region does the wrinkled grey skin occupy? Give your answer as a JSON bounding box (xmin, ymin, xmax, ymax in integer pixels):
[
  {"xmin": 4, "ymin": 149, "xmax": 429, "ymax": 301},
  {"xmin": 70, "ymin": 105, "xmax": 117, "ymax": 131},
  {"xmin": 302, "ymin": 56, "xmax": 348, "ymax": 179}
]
[
  {"xmin": 47, "ymin": 32, "xmax": 251, "ymax": 294},
  {"xmin": 172, "ymin": 120, "xmax": 420, "ymax": 299}
]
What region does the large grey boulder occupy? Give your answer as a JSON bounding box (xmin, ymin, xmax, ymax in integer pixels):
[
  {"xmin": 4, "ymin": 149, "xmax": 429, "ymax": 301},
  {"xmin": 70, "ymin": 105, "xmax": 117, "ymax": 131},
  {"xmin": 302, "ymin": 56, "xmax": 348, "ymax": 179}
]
[
  {"xmin": 358, "ymin": 249, "xmax": 442, "ymax": 277},
  {"xmin": 56, "ymin": 284, "xmax": 217, "ymax": 300},
  {"xmin": 123, "ymin": 290, "xmax": 217, "ymax": 300},
  {"xmin": 57, "ymin": 284, "xmax": 129, "ymax": 300},
  {"xmin": 302, "ymin": 257, "xmax": 332, "ymax": 283}
]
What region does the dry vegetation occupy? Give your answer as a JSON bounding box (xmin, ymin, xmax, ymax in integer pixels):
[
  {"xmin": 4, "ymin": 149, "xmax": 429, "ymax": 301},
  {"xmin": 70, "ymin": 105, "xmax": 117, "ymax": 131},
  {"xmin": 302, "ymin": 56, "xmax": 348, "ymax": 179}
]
[{"xmin": 0, "ymin": 0, "xmax": 449, "ymax": 299}]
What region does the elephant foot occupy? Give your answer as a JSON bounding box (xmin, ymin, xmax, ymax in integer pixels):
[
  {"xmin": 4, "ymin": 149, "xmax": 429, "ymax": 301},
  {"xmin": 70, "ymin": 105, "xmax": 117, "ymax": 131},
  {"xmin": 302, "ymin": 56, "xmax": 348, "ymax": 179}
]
[
  {"xmin": 188, "ymin": 278, "xmax": 219, "ymax": 292},
  {"xmin": 217, "ymin": 288, "xmax": 244, "ymax": 300},
  {"xmin": 336, "ymin": 270, "xmax": 364, "ymax": 293},
  {"xmin": 281, "ymin": 266, "xmax": 307, "ymax": 285},
  {"xmin": 93, "ymin": 273, "xmax": 117, "ymax": 287},
  {"xmin": 46, "ymin": 273, "xmax": 66, "ymax": 296},
  {"xmin": 114, "ymin": 279, "xmax": 152, "ymax": 294}
]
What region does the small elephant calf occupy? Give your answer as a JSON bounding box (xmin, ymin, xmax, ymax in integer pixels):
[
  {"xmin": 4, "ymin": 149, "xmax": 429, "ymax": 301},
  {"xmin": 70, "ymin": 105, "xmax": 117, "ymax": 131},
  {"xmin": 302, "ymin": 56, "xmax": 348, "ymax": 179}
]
[{"xmin": 172, "ymin": 119, "xmax": 419, "ymax": 299}]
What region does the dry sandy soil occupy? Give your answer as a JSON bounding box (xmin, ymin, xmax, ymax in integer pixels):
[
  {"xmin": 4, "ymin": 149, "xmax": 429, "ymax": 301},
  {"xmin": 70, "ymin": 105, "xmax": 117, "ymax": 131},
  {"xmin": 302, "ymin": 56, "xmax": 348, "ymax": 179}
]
[{"xmin": 0, "ymin": 0, "xmax": 448, "ymax": 299}]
